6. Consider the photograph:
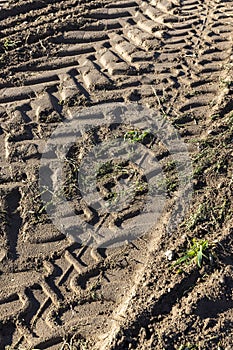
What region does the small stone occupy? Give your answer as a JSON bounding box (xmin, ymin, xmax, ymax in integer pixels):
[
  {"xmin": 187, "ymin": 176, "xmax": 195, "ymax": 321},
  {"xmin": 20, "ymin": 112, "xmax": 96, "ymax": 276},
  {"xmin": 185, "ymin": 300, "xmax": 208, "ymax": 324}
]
[
  {"xmin": 219, "ymin": 275, "xmax": 225, "ymax": 284},
  {"xmin": 165, "ymin": 250, "xmax": 174, "ymax": 261},
  {"xmin": 217, "ymin": 182, "xmax": 224, "ymax": 189},
  {"xmin": 0, "ymin": 248, "xmax": 7, "ymax": 262}
]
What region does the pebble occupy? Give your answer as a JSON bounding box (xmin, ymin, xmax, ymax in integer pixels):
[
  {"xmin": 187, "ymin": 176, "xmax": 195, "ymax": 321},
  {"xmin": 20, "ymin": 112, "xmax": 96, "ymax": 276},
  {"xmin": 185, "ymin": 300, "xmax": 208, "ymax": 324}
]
[
  {"xmin": 0, "ymin": 248, "xmax": 7, "ymax": 262},
  {"xmin": 165, "ymin": 250, "xmax": 174, "ymax": 261},
  {"xmin": 219, "ymin": 275, "xmax": 225, "ymax": 284}
]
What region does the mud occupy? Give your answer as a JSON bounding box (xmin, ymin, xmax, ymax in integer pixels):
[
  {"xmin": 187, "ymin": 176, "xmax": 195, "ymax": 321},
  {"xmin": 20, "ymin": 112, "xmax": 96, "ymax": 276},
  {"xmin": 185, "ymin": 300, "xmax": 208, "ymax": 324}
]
[{"xmin": 0, "ymin": 0, "xmax": 232, "ymax": 349}]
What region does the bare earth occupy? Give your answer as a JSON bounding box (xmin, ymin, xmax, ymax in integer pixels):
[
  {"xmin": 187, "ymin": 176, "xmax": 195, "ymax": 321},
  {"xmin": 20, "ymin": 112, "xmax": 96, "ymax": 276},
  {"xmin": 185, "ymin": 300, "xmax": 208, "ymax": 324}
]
[{"xmin": 0, "ymin": 0, "xmax": 233, "ymax": 349}]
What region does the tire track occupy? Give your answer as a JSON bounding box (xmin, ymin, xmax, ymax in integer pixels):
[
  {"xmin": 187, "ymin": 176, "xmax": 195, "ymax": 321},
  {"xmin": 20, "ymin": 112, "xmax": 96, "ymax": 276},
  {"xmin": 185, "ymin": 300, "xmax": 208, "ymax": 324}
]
[{"xmin": 0, "ymin": 0, "xmax": 232, "ymax": 348}]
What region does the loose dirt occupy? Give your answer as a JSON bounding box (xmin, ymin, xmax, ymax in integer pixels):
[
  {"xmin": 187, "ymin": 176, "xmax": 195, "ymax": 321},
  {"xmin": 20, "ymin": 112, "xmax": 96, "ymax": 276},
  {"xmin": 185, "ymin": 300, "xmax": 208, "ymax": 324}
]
[{"xmin": 0, "ymin": 0, "xmax": 232, "ymax": 349}]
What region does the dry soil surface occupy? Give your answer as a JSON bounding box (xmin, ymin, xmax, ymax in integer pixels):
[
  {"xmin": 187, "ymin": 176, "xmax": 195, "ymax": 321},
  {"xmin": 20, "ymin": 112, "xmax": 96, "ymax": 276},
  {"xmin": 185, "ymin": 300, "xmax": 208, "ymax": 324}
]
[{"xmin": 0, "ymin": 0, "xmax": 233, "ymax": 349}]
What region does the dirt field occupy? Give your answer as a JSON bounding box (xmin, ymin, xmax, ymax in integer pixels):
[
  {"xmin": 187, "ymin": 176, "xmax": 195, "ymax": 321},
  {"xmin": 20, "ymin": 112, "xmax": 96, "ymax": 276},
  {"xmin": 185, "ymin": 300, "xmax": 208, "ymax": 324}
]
[{"xmin": 0, "ymin": 0, "xmax": 233, "ymax": 349}]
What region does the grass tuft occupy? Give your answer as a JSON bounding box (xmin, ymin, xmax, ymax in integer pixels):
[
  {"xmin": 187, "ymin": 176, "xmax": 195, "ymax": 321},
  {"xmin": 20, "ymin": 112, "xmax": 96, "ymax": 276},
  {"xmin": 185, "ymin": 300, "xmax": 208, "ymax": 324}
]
[{"xmin": 172, "ymin": 238, "xmax": 214, "ymax": 270}]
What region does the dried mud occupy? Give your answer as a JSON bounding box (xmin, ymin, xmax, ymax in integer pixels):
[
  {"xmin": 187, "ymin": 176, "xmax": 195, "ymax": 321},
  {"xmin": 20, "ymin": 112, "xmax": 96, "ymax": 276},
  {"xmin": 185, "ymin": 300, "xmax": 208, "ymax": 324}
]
[{"xmin": 0, "ymin": 0, "xmax": 233, "ymax": 349}]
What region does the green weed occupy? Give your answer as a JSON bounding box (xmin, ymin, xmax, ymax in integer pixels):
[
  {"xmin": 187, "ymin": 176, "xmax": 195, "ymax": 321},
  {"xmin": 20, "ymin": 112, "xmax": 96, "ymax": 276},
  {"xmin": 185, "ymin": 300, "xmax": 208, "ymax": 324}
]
[
  {"xmin": 124, "ymin": 129, "xmax": 150, "ymax": 143},
  {"xmin": 157, "ymin": 175, "xmax": 179, "ymax": 195},
  {"xmin": 178, "ymin": 345, "xmax": 198, "ymax": 350},
  {"xmin": 3, "ymin": 38, "xmax": 21, "ymax": 51},
  {"xmin": 182, "ymin": 197, "xmax": 231, "ymax": 232},
  {"xmin": 172, "ymin": 238, "xmax": 213, "ymax": 269},
  {"xmin": 163, "ymin": 160, "xmax": 177, "ymax": 172}
]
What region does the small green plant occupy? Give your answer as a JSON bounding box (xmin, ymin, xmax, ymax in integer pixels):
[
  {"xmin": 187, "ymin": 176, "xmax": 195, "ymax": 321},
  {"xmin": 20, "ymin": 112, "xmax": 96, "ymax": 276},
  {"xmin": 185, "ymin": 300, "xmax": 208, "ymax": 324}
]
[
  {"xmin": 183, "ymin": 203, "xmax": 208, "ymax": 230},
  {"xmin": 220, "ymin": 77, "xmax": 232, "ymax": 88},
  {"xmin": 178, "ymin": 345, "xmax": 198, "ymax": 350},
  {"xmin": 3, "ymin": 38, "xmax": 20, "ymax": 51},
  {"xmin": 134, "ymin": 180, "xmax": 148, "ymax": 193},
  {"xmin": 157, "ymin": 175, "xmax": 179, "ymax": 195},
  {"xmin": 182, "ymin": 197, "xmax": 231, "ymax": 232},
  {"xmin": 172, "ymin": 238, "xmax": 213, "ymax": 269},
  {"xmin": 124, "ymin": 129, "xmax": 150, "ymax": 143},
  {"xmin": 164, "ymin": 160, "xmax": 177, "ymax": 172},
  {"xmin": 97, "ymin": 160, "xmax": 114, "ymax": 176}
]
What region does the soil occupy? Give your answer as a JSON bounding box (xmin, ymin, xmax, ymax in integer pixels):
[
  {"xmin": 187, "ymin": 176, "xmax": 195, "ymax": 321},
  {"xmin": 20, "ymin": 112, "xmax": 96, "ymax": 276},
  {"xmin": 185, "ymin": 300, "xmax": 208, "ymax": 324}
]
[{"xmin": 0, "ymin": 0, "xmax": 233, "ymax": 349}]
